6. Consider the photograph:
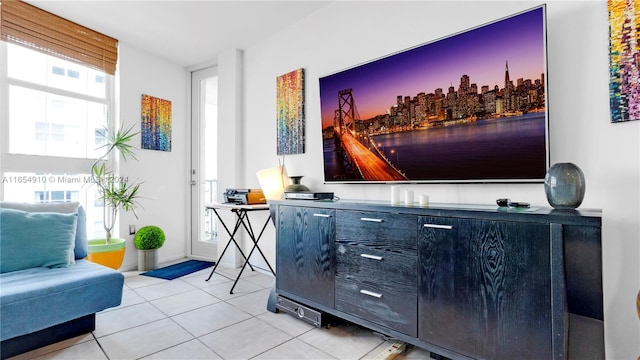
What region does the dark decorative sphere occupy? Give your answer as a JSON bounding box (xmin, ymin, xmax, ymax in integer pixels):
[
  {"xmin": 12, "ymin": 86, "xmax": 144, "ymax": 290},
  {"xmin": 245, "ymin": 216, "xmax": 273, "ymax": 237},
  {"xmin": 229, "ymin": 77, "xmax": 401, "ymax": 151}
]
[{"xmin": 544, "ymin": 163, "xmax": 585, "ymax": 209}]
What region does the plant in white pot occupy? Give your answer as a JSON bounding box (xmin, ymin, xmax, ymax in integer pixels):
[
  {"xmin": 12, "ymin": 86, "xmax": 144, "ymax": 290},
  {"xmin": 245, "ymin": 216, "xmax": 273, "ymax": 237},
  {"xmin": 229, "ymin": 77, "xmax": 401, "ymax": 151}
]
[
  {"xmin": 134, "ymin": 225, "xmax": 165, "ymax": 271},
  {"xmin": 86, "ymin": 123, "xmax": 142, "ymax": 270}
]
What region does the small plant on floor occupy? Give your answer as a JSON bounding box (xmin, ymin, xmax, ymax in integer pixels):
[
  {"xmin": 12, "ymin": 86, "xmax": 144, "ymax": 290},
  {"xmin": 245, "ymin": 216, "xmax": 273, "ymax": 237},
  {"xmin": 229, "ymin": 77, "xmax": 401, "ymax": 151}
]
[{"xmin": 134, "ymin": 226, "xmax": 165, "ymax": 250}]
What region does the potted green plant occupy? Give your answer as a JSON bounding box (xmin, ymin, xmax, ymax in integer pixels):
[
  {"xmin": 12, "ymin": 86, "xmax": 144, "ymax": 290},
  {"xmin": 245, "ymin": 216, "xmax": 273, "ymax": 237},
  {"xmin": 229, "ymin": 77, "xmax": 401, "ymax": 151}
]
[
  {"xmin": 134, "ymin": 225, "xmax": 165, "ymax": 271},
  {"xmin": 86, "ymin": 123, "xmax": 142, "ymax": 270}
]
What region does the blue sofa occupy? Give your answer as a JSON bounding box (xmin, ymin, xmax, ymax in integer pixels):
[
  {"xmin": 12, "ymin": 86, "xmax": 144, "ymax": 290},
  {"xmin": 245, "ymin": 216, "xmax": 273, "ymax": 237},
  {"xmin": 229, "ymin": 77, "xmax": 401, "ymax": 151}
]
[{"xmin": 0, "ymin": 202, "xmax": 124, "ymax": 359}]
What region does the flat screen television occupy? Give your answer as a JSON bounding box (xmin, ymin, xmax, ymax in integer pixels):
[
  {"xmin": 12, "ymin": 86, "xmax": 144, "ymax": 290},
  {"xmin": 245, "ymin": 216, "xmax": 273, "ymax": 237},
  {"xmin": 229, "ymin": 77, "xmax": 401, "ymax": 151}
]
[{"xmin": 319, "ymin": 5, "xmax": 549, "ymax": 184}]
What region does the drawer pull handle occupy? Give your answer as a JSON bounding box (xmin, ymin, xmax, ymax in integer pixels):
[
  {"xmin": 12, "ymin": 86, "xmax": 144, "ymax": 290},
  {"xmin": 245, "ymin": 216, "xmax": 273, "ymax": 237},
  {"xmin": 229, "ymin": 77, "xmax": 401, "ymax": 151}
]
[
  {"xmin": 360, "ymin": 289, "xmax": 383, "ymax": 298},
  {"xmin": 360, "ymin": 254, "xmax": 383, "ymax": 261},
  {"xmin": 313, "ymin": 213, "xmax": 331, "ymax": 218},
  {"xmin": 361, "ymin": 217, "xmax": 383, "ymax": 223},
  {"xmin": 423, "ymin": 224, "xmax": 453, "ymax": 230}
]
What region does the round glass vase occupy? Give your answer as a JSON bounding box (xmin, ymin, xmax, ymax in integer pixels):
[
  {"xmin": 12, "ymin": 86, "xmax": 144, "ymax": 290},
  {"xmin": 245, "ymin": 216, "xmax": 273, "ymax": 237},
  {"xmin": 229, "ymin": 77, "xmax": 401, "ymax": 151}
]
[
  {"xmin": 544, "ymin": 162, "xmax": 585, "ymax": 210},
  {"xmin": 284, "ymin": 176, "xmax": 310, "ymax": 192}
]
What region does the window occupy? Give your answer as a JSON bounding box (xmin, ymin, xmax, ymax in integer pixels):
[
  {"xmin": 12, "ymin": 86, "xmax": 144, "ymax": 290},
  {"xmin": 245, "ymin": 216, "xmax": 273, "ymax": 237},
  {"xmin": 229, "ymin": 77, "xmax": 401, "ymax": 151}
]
[
  {"xmin": 94, "ymin": 221, "xmax": 106, "ymax": 239},
  {"xmin": 34, "ymin": 190, "xmax": 79, "ymax": 203},
  {"xmin": 6, "ymin": 44, "xmax": 109, "ymax": 158},
  {"xmin": 95, "ymin": 128, "xmax": 107, "ymax": 146},
  {"xmin": 52, "ymin": 66, "xmax": 65, "ymax": 76},
  {"xmin": 1, "ymin": 0, "xmax": 118, "ymax": 239},
  {"xmin": 67, "ymin": 69, "xmax": 80, "ymax": 79}
]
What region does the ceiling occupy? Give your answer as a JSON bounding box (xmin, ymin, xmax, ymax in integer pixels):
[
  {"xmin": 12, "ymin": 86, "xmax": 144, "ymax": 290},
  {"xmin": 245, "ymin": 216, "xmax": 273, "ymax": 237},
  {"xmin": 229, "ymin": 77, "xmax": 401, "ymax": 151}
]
[{"xmin": 26, "ymin": 1, "xmax": 331, "ymax": 68}]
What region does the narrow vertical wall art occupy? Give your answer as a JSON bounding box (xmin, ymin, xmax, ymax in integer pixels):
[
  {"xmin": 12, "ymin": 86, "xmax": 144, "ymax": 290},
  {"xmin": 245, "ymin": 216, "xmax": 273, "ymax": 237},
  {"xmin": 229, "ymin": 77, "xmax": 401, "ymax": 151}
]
[
  {"xmin": 609, "ymin": 0, "xmax": 640, "ymax": 123},
  {"xmin": 276, "ymin": 68, "xmax": 305, "ymax": 155},
  {"xmin": 141, "ymin": 94, "xmax": 172, "ymax": 151}
]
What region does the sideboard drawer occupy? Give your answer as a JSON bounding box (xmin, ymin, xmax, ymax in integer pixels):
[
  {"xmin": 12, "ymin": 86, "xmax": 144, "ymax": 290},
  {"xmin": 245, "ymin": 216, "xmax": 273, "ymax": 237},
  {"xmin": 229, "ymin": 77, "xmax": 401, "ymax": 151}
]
[
  {"xmin": 336, "ymin": 210, "xmax": 417, "ymax": 252},
  {"xmin": 335, "ymin": 244, "xmax": 417, "ymax": 336}
]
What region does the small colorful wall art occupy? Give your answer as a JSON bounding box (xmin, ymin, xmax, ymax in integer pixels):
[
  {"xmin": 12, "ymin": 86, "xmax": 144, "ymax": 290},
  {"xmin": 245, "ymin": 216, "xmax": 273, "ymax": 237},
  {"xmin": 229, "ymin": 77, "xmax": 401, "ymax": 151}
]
[
  {"xmin": 276, "ymin": 68, "xmax": 305, "ymax": 155},
  {"xmin": 141, "ymin": 94, "xmax": 172, "ymax": 151},
  {"xmin": 609, "ymin": 0, "xmax": 640, "ymax": 123}
]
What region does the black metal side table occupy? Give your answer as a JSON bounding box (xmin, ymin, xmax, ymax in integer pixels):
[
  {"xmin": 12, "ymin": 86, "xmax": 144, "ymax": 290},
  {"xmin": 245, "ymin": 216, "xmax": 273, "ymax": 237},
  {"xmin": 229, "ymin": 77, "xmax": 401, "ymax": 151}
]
[{"xmin": 204, "ymin": 203, "xmax": 274, "ymax": 294}]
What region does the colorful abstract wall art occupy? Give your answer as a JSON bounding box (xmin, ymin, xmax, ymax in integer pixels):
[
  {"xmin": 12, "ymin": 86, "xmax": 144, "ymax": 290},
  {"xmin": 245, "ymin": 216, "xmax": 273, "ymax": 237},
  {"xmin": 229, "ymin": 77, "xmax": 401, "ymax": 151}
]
[
  {"xmin": 609, "ymin": 0, "xmax": 640, "ymax": 123},
  {"xmin": 276, "ymin": 68, "xmax": 305, "ymax": 155},
  {"xmin": 141, "ymin": 94, "xmax": 172, "ymax": 151}
]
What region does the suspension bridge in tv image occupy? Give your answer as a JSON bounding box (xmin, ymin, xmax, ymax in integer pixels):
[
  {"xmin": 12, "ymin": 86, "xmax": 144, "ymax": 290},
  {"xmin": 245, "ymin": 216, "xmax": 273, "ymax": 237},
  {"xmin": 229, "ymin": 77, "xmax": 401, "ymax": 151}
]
[{"xmin": 329, "ymin": 89, "xmax": 408, "ymax": 182}]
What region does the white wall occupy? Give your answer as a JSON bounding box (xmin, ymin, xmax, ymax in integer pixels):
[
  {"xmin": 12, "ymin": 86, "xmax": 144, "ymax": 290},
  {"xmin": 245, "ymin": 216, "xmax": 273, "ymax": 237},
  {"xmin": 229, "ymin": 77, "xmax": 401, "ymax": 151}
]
[
  {"xmin": 215, "ymin": 49, "xmax": 246, "ymax": 268},
  {"xmin": 240, "ymin": 1, "xmax": 639, "ymax": 358},
  {"xmin": 116, "ymin": 42, "xmax": 190, "ymax": 270}
]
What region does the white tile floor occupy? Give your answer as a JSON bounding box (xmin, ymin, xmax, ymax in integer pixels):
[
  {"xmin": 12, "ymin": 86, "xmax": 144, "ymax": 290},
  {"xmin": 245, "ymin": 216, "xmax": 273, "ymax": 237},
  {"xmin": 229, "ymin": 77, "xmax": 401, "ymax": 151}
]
[{"xmin": 9, "ymin": 261, "xmax": 435, "ymax": 360}]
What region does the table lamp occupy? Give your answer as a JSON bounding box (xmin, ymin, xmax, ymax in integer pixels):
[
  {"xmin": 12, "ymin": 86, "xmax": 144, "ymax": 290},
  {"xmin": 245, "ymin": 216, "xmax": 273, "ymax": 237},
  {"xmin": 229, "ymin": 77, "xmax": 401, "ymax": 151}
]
[{"xmin": 256, "ymin": 165, "xmax": 290, "ymax": 200}]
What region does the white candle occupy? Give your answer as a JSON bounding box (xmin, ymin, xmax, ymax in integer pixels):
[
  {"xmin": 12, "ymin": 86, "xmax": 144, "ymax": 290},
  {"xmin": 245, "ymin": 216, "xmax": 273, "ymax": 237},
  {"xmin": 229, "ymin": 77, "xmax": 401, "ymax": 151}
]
[
  {"xmin": 419, "ymin": 194, "xmax": 430, "ymax": 207},
  {"xmin": 390, "ymin": 186, "xmax": 401, "ymax": 205},
  {"xmin": 404, "ymin": 190, "xmax": 414, "ymax": 205}
]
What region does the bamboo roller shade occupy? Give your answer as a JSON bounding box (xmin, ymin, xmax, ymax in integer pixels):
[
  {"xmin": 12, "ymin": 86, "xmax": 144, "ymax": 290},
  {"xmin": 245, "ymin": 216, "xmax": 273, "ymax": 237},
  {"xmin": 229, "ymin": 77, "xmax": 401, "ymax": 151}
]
[{"xmin": 1, "ymin": 0, "xmax": 118, "ymax": 75}]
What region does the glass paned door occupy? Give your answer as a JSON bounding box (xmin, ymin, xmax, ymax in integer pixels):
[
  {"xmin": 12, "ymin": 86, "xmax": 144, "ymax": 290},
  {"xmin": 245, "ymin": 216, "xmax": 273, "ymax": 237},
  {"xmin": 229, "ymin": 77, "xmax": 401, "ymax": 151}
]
[{"xmin": 191, "ymin": 66, "xmax": 218, "ymax": 259}]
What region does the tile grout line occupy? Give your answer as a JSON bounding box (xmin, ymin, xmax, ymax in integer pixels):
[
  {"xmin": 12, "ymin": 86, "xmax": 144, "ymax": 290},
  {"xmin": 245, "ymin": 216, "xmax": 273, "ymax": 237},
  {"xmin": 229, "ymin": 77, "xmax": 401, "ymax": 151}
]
[{"xmin": 91, "ymin": 332, "xmax": 110, "ymax": 360}]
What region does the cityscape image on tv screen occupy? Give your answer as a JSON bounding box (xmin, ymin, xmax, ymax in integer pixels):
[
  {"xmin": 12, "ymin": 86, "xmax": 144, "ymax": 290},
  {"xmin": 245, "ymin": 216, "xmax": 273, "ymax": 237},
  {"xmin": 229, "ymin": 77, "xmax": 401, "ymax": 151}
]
[{"xmin": 319, "ymin": 6, "xmax": 548, "ymax": 183}]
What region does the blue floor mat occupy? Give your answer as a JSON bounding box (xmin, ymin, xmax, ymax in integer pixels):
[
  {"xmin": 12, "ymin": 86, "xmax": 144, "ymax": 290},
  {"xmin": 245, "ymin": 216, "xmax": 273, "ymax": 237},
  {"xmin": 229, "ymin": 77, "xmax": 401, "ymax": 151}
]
[{"xmin": 141, "ymin": 260, "xmax": 215, "ymax": 280}]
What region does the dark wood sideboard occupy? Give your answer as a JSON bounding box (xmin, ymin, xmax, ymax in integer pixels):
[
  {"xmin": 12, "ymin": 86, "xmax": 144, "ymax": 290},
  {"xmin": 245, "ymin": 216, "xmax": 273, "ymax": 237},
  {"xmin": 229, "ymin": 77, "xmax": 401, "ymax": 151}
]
[{"xmin": 269, "ymin": 199, "xmax": 604, "ymax": 360}]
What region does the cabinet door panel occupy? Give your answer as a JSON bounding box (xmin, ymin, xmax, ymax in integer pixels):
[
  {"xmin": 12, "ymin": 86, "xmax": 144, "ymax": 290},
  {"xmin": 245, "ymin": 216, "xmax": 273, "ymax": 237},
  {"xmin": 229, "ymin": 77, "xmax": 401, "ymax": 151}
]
[
  {"xmin": 419, "ymin": 217, "xmax": 552, "ymax": 359},
  {"xmin": 564, "ymin": 225, "xmax": 603, "ymax": 320},
  {"xmin": 419, "ymin": 217, "xmax": 474, "ymax": 352},
  {"xmin": 276, "ymin": 206, "xmax": 335, "ymax": 308}
]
